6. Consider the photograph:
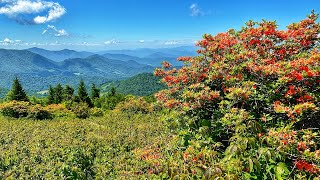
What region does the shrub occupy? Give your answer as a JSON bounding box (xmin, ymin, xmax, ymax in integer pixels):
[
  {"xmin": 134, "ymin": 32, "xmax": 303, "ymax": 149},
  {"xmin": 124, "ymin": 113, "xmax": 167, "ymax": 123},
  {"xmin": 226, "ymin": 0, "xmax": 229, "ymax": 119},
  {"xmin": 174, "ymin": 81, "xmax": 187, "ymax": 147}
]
[
  {"xmin": 28, "ymin": 104, "xmax": 52, "ymax": 120},
  {"xmin": 43, "ymin": 104, "xmax": 72, "ymax": 118},
  {"xmin": 115, "ymin": 96, "xmax": 154, "ymax": 114},
  {"xmin": 155, "ymin": 12, "xmax": 320, "ymax": 178},
  {"xmin": 90, "ymin": 107, "xmax": 104, "ymax": 117},
  {"xmin": 0, "ymin": 101, "xmax": 52, "ymax": 120},
  {"xmin": 100, "ymin": 93, "xmax": 126, "ymax": 110},
  {"xmin": 71, "ymin": 102, "xmax": 90, "ymax": 119},
  {"xmin": 0, "ymin": 101, "xmax": 29, "ymax": 118}
]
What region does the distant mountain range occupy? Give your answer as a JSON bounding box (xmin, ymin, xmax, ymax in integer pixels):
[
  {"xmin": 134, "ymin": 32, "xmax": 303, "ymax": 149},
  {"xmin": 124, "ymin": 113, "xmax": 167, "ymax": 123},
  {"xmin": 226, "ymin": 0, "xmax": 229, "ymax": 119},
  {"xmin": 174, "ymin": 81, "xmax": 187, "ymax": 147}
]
[
  {"xmin": 0, "ymin": 49, "xmax": 152, "ymax": 91},
  {"xmin": 99, "ymin": 46, "xmax": 197, "ymax": 66},
  {"xmin": 28, "ymin": 47, "xmax": 94, "ymax": 62},
  {"xmin": 0, "ymin": 46, "xmax": 197, "ymax": 92},
  {"xmin": 28, "ymin": 46, "xmax": 197, "ymax": 66},
  {"xmin": 98, "ymin": 46, "xmax": 197, "ymax": 58}
]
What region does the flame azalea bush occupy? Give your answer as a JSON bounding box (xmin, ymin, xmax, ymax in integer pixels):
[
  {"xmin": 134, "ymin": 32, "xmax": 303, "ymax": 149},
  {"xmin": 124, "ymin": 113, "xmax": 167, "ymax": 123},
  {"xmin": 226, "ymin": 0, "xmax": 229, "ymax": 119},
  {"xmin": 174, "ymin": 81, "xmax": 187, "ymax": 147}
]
[
  {"xmin": 0, "ymin": 101, "xmax": 51, "ymax": 120},
  {"xmin": 115, "ymin": 96, "xmax": 154, "ymax": 114},
  {"xmin": 43, "ymin": 104, "xmax": 73, "ymax": 118},
  {"xmin": 155, "ymin": 12, "xmax": 320, "ymax": 179}
]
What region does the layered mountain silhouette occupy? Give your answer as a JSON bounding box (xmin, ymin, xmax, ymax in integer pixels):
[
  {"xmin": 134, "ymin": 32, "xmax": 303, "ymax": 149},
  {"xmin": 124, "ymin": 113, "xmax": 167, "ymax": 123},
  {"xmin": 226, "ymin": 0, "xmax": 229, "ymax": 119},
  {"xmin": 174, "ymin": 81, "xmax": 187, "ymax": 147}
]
[
  {"xmin": 0, "ymin": 46, "xmax": 197, "ymax": 91},
  {"xmin": 28, "ymin": 47, "xmax": 94, "ymax": 62},
  {"xmin": 0, "ymin": 49, "xmax": 153, "ymax": 91}
]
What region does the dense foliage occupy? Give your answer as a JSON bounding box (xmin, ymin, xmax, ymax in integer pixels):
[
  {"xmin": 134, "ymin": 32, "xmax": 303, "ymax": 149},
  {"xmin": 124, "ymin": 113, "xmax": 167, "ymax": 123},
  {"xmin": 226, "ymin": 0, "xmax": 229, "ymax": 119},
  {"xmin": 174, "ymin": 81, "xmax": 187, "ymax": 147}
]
[
  {"xmin": 0, "ymin": 101, "xmax": 51, "ymax": 120},
  {"xmin": 0, "ymin": 112, "xmax": 173, "ymax": 179},
  {"xmin": 155, "ymin": 12, "xmax": 320, "ymax": 179}
]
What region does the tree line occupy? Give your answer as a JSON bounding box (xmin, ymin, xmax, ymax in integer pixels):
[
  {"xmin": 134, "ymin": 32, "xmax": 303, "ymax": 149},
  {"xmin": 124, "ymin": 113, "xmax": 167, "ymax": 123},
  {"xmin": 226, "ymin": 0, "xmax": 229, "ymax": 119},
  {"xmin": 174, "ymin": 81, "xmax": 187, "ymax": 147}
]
[{"xmin": 5, "ymin": 77, "xmax": 120, "ymax": 109}]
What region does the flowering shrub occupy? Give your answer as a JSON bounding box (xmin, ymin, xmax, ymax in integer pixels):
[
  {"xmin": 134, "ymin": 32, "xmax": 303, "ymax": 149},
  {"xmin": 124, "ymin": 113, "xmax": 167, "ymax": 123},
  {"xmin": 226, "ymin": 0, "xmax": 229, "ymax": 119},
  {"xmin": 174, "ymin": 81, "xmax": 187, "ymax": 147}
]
[
  {"xmin": 28, "ymin": 104, "xmax": 52, "ymax": 120},
  {"xmin": 155, "ymin": 12, "xmax": 320, "ymax": 178},
  {"xmin": 90, "ymin": 107, "xmax": 104, "ymax": 117},
  {"xmin": 44, "ymin": 104, "xmax": 73, "ymax": 118},
  {"xmin": 0, "ymin": 101, "xmax": 29, "ymax": 118},
  {"xmin": 71, "ymin": 102, "xmax": 90, "ymax": 119},
  {"xmin": 0, "ymin": 101, "xmax": 52, "ymax": 120},
  {"xmin": 115, "ymin": 96, "xmax": 154, "ymax": 114}
]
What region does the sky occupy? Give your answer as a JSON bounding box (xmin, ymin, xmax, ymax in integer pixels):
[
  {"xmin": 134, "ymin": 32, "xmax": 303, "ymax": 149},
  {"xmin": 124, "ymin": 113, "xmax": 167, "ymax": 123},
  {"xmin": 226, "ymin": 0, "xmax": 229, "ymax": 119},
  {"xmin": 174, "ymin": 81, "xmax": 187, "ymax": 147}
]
[{"xmin": 0, "ymin": 0, "xmax": 319, "ymax": 51}]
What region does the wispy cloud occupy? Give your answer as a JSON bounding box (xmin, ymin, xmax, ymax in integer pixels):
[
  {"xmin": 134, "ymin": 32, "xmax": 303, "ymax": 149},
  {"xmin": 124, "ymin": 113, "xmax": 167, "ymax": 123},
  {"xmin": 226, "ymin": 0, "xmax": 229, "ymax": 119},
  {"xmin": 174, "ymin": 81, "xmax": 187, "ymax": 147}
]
[
  {"xmin": 190, "ymin": 3, "xmax": 205, "ymax": 17},
  {"xmin": 0, "ymin": 0, "xmax": 66, "ymax": 24},
  {"xmin": 0, "ymin": 37, "xmax": 24, "ymax": 45},
  {"xmin": 104, "ymin": 39, "xmax": 121, "ymax": 45},
  {"xmin": 164, "ymin": 40, "xmax": 179, "ymax": 45},
  {"xmin": 42, "ymin": 25, "xmax": 69, "ymax": 37}
]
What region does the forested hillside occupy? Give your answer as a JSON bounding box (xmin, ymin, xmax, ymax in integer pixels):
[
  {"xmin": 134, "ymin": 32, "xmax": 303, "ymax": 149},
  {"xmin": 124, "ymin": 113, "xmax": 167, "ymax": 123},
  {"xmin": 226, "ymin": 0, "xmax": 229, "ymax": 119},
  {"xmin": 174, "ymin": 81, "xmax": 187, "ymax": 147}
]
[{"xmin": 101, "ymin": 73, "xmax": 166, "ymax": 96}]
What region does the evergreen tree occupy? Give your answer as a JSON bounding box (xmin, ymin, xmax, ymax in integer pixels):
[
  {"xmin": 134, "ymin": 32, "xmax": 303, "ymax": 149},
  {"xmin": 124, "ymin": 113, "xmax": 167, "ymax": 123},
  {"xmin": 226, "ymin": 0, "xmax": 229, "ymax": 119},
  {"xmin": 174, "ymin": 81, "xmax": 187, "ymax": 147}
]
[
  {"xmin": 110, "ymin": 87, "xmax": 116, "ymax": 96},
  {"xmin": 54, "ymin": 84, "xmax": 63, "ymax": 104},
  {"xmin": 63, "ymin": 85, "xmax": 74, "ymax": 101},
  {"xmin": 90, "ymin": 83, "xmax": 100, "ymax": 99},
  {"xmin": 6, "ymin": 77, "xmax": 28, "ymax": 102},
  {"xmin": 47, "ymin": 85, "xmax": 55, "ymax": 104},
  {"xmin": 77, "ymin": 80, "xmax": 93, "ymax": 107}
]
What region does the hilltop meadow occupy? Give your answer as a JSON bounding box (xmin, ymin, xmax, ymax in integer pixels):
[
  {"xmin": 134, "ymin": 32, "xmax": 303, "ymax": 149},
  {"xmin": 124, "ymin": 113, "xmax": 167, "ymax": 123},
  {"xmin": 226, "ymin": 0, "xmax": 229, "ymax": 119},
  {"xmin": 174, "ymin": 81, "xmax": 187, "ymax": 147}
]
[{"xmin": 0, "ymin": 13, "xmax": 319, "ymax": 179}]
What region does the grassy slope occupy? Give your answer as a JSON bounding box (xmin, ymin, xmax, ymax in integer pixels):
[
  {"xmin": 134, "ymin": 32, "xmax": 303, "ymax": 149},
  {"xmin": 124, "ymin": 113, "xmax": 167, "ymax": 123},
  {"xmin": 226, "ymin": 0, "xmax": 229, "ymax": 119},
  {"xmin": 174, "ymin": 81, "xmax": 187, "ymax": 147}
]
[{"xmin": 0, "ymin": 112, "xmax": 174, "ymax": 179}]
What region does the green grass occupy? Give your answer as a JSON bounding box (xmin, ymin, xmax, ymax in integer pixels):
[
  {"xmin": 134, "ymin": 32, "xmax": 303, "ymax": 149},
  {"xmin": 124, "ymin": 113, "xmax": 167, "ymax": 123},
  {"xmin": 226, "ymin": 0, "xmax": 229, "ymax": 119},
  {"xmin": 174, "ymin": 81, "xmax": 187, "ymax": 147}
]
[{"xmin": 0, "ymin": 112, "xmax": 173, "ymax": 179}]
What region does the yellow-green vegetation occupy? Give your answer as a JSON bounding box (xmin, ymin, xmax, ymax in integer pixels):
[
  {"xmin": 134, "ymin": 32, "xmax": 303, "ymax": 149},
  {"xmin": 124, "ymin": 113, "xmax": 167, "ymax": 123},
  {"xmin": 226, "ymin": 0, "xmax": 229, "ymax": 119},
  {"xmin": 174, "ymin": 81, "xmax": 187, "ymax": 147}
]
[
  {"xmin": 0, "ymin": 112, "xmax": 175, "ymax": 179},
  {"xmin": 0, "ymin": 13, "xmax": 319, "ymax": 179}
]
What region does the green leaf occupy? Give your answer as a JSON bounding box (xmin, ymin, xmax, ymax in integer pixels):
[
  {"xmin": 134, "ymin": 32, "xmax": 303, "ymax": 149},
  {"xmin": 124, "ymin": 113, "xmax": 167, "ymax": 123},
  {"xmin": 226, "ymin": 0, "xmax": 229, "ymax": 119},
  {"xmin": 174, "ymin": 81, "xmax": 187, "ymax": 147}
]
[
  {"xmin": 275, "ymin": 162, "xmax": 289, "ymax": 180},
  {"xmin": 252, "ymin": 158, "xmax": 261, "ymax": 172},
  {"xmin": 248, "ymin": 158, "xmax": 254, "ymax": 173}
]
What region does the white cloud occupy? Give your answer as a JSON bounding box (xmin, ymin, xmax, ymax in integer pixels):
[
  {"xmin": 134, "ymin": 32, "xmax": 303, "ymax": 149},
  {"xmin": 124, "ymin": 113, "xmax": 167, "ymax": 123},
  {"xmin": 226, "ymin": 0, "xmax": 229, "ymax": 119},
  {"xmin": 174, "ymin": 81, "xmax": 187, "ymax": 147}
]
[
  {"xmin": 42, "ymin": 25, "xmax": 69, "ymax": 37},
  {"xmin": 190, "ymin": 3, "xmax": 204, "ymax": 17},
  {"xmin": 0, "ymin": 0, "xmax": 66, "ymax": 24},
  {"xmin": 138, "ymin": 40, "xmax": 145, "ymax": 43},
  {"xmin": 104, "ymin": 39, "xmax": 120, "ymax": 45},
  {"xmin": 3, "ymin": 37, "xmax": 13, "ymax": 43},
  {"xmin": 0, "ymin": 37, "xmax": 25, "ymax": 46},
  {"xmin": 164, "ymin": 40, "xmax": 179, "ymax": 45}
]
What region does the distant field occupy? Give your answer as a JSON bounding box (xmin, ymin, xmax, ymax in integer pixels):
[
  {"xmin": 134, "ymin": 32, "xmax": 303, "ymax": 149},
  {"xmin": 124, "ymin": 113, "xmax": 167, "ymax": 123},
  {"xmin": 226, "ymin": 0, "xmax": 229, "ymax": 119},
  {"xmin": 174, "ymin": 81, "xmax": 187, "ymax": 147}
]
[{"xmin": 0, "ymin": 112, "xmax": 174, "ymax": 179}]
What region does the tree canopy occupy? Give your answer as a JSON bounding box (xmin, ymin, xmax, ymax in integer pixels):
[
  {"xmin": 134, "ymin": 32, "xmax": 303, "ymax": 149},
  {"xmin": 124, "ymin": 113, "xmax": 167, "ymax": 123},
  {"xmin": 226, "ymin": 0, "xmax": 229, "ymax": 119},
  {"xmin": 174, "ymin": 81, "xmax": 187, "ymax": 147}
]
[{"xmin": 6, "ymin": 77, "xmax": 28, "ymax": 102}]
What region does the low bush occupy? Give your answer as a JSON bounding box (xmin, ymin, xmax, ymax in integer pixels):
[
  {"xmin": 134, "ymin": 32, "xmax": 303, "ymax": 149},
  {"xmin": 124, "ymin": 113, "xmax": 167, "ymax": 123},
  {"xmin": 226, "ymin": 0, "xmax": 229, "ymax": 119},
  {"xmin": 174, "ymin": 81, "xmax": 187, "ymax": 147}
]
[
  {"xmin": 28, "ymin": 104, "xmax": 52, "ymax": 120},
  {"xmin": 0, "ymin": 112, "xmax": 172, "ymax": 179},
  {"xmin": 71, "ymin": 102, "xmax": 90, "ymax": 119},
  {"xmin": 44, "ymin": 104, "xmax": 73, "ymax": 118},
  {"xmin": 90, "ymin": 107, "xmax": 104, "ymax": 117},
  {"xmin": 0, "ymin": 101, "xmax": 52, "ymax": 120},
  {"xmin": 0, "ymin": 101, "xmax": 30, "ymax": 118},
  {"xmin": 115, "ymin": 96, "xmax": 154, "ymax": 114}
]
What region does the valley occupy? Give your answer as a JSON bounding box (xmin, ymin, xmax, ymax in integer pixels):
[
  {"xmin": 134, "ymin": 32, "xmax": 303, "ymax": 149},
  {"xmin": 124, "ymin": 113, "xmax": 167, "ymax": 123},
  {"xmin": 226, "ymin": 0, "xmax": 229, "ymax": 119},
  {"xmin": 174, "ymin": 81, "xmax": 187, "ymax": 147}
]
[{"xmin": 0, "ymin": 46, "xmax": 195, "ymax": 93}]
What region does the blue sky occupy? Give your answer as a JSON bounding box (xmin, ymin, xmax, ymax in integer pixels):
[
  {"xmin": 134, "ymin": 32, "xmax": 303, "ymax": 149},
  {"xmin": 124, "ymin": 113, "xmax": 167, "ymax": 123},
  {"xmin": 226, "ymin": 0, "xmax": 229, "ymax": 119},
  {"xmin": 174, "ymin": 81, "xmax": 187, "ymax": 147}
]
[{"xmin": 0, "ymin": 0, "xmax": 319, "ymax": 51}]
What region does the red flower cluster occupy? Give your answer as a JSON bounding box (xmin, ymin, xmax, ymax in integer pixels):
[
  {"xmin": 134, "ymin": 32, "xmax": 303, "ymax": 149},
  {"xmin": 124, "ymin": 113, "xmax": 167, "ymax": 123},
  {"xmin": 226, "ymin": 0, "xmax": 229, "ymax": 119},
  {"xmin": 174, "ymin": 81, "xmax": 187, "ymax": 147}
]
[
  {"xmin": 295, "ymin": 160, "xmax": 319, "ymax": 173},
  {"xmin": 297, "ymin": 94, "xmax": 313, "ymax": 102},
  {"xmin": 297, "ymin": 141, "xmax": 308, "ymax": 151}
]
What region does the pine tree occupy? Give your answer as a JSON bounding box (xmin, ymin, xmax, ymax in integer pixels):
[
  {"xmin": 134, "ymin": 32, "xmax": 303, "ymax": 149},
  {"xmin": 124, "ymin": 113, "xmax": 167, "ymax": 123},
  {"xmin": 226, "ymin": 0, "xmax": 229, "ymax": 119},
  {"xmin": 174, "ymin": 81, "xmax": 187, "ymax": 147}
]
[
  {"xmin": 7, "ymin": 77, "xmax": 28, "ymax": 102},
  {"xmin": 54, "ymin": 84, "xmax": 63, "ymax": 104},
  {"xmin": 90, "ymin": 83, "xmax": 100, "ymax": 99},
  {"xmin": 77, "ymin": 80, "xmax": 93, "ymax": 107},
  {"xmin": 110, "ymin": 87, "xmax": 116, "ymax": 96},
  {"xmin": 47, "ymin": 85, "xmax": 55, "ymax": 104},
  {"xmin": 63, "ymin": 85, "xmax": 74, "ymax": 101}
]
